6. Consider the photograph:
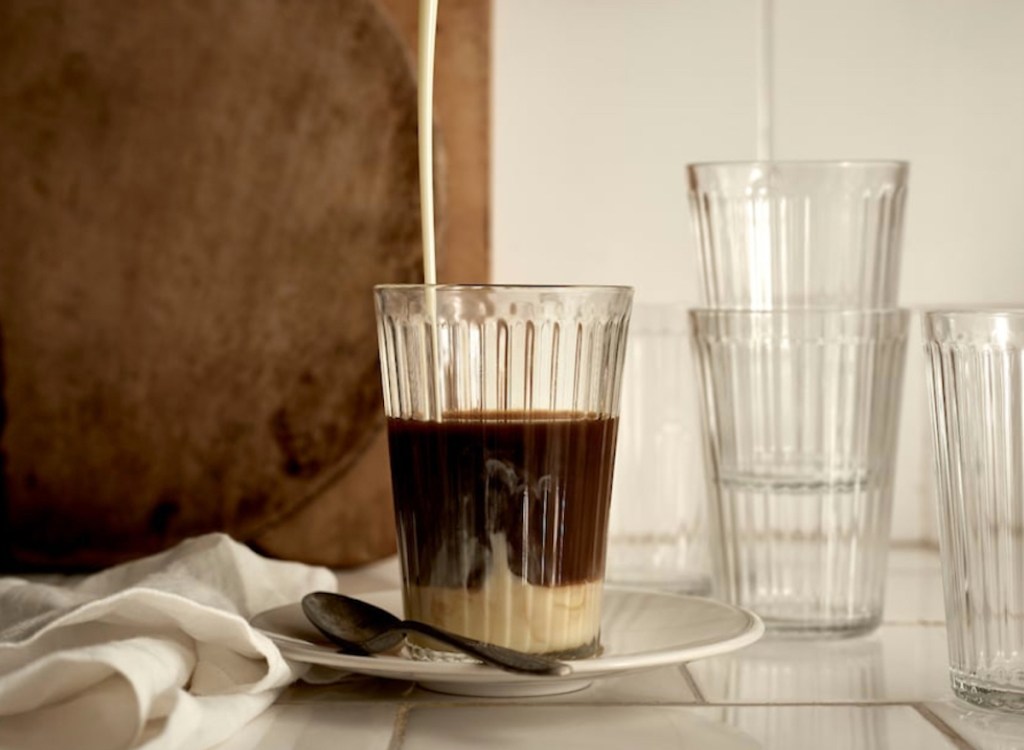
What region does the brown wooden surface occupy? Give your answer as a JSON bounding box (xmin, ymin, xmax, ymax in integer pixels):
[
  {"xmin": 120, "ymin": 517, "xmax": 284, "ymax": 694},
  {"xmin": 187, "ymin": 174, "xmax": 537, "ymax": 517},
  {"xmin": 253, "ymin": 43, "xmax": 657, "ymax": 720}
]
[
  {"xmin": 253, "ymin": 0, "xmax": 493, "ymax": 565},
  {"xmin": 375, "ymin": 0, "xmax": 491, "ymax": 284},
  {"xmin": 0, "ymin": 0, "xmax": 440, "ymax": 568}
]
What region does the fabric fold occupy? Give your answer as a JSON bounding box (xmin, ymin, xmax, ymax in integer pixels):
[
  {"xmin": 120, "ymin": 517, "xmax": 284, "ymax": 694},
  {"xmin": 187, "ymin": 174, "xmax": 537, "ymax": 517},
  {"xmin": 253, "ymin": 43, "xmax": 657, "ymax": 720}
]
[{"xmin": 0, "ymin": 533, "xmax": 338, "ymax": 750}]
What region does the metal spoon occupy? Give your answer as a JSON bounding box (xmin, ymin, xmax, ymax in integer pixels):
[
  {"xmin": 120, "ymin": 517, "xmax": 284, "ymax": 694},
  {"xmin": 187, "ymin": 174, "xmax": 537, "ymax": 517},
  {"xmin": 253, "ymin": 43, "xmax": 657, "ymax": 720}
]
[{"xmin": 301, "ymin": 591, "xmax": 570, "ymax": 676}]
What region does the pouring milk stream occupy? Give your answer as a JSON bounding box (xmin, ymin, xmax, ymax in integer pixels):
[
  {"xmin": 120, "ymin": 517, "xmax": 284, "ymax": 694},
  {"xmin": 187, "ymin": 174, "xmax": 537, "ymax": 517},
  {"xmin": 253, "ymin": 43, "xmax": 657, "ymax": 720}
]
[
  {"xmin": 418, "ymin": 0, "xmax": 438, "ymax": 286},
  {"xmin": 418, "ymin": 0, "xmax": 443, "ymax": 420},
  {"xmin": 393, "ymin": 5, "xmax": 619, "ymax": 660}
]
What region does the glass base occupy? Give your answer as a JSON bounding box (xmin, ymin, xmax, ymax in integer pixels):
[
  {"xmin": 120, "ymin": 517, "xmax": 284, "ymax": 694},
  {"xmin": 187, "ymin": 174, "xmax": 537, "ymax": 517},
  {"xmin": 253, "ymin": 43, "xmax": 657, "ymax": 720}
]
[
  {"xmin": 952, "ymin": 671, "xmax": 1024, "ymax": 713},
  {"xmin": 759, "ymin": 614, "xmax": 881, "ymax": 640}
]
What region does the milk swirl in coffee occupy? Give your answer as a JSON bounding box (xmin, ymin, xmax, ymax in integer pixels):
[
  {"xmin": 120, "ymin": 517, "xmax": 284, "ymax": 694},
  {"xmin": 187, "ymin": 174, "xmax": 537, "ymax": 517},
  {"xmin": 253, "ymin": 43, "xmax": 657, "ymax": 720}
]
[{"xmin": 388, "ymin": 412, "xmax": 618, "ymax": 656}]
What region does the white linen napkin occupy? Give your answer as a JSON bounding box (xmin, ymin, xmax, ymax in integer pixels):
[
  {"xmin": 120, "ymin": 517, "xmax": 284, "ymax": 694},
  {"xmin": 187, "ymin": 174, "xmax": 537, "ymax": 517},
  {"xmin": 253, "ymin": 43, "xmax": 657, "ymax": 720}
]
[{"xmin": 0, "ymin": 533, "xmax": 338, "ymax": 750}]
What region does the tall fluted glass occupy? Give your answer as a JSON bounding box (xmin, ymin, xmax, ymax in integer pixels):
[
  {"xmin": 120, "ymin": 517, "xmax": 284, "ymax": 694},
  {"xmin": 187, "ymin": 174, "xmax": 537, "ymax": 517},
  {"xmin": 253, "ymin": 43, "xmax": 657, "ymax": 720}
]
[
  {"xmin": 690, "ymin": 308, "xmax": 909, "ymax": 636},
  {"xmin": 923, "ymin": 309, "xmax": 1024, "ymax": 711},
  {"xmin": 374, "ymin": 285, "xmax": 632, "ymax": 659},
  {"xmin": 688, "ymin": 161, "xmax": 908, "ymax": 309}
]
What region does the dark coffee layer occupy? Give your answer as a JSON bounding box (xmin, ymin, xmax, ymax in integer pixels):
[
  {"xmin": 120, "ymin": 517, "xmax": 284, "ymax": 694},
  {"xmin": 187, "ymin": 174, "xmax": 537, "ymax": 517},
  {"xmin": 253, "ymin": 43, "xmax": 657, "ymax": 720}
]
[{"xmin": 387, "ymin": 412, "xmax": 619, "ymax": 588}]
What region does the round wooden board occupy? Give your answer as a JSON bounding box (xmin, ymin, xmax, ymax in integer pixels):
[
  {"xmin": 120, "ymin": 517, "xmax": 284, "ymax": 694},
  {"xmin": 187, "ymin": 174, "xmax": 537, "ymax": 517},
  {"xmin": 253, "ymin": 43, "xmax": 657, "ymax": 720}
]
[{"xmin": 0, "ymin": 0, "xmax": 425, "ymax": 568}]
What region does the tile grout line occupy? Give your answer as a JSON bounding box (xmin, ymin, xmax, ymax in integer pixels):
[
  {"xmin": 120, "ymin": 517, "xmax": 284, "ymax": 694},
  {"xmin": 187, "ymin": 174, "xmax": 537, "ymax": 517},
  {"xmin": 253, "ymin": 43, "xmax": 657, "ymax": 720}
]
[
  {"xmin": 386, "ymin": 704, "xmax": 411, "ymax": 750},
  {"xmin": 690, "ymin": 700, "xmax": 941, "ymax": 708},
  {"xmin": 401, "ymin": 699, "xmax": 934, "ymax": 710},
  {"xmin": 755, "ymin": 0, "xmax": 774, "ymax": 160},
  {"xmin": 397, "ymin": 699, "xmax": 699, "ymax": 710},
  {"xmin": 913, "ymin": 704, "xmax": 977, "ymax": 750}
]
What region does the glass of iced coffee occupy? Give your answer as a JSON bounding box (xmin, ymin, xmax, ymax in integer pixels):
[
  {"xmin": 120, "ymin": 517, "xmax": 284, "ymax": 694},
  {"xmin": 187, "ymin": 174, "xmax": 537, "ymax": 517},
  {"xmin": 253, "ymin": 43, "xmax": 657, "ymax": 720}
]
[{"xmin": 374, "ymin": 285, "xmax": 633, "ymax": 660}]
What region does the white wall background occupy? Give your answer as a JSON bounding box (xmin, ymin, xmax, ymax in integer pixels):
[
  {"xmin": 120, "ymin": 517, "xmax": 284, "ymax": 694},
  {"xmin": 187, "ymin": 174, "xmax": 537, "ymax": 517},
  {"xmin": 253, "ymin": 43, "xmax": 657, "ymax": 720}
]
[{"xmin": 490, "ymin": 0, "xmax": 1024, "ymax": 542}]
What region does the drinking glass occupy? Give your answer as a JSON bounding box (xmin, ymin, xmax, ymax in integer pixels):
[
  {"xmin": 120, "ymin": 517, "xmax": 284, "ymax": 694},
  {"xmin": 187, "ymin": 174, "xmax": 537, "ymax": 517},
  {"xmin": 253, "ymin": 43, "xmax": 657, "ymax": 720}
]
[
  {"xmin": 923, "ymin": 309, "xmax": 1024, "ymax": 711},
  {"xmin": 690, "ymin": 308, "xmax": 910, "ymax": 636},
  {"xmin": 688, "ymin": 161, "xmax": 908, "ymax": 309},
  {"xmin": 606, "ymin": 303, "xmax": 710, "ymax": 593},
  {"xmin": 374, "ymin": 285, "xmax": 632, "ymax": 659}
]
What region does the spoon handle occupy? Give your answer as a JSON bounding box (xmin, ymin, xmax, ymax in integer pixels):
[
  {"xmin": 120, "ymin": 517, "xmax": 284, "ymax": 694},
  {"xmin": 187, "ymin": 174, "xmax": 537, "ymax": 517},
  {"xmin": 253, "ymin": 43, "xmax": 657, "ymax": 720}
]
[{"xmin": 396, "ymin": 620, "xmax": 571, "ymax": 676}]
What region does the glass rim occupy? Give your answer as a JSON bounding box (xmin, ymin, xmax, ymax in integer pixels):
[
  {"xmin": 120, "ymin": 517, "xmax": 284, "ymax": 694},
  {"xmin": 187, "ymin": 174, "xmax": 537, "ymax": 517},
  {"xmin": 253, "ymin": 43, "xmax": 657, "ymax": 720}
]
[
  {"xmin": 687, "ymin": 159, "xmax": 909, "ymax": 171},
  {"xmin": 924, "ymin": 307, "xmax": 1024, "ymax": 321},
  {"xmin": 688, "ymin": 307, "xmax": 910, "ymax": 319},
  {"xmin": 374, "ymin": 283, "xmax": 634, "ymax": 294}
]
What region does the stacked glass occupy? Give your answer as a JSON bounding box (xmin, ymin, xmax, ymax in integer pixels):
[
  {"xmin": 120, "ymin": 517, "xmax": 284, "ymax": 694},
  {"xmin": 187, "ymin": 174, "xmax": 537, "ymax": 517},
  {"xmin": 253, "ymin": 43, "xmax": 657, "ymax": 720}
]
[{"xmin": 687, "ymin": 161, "xmax": 911, "ymax": 636}]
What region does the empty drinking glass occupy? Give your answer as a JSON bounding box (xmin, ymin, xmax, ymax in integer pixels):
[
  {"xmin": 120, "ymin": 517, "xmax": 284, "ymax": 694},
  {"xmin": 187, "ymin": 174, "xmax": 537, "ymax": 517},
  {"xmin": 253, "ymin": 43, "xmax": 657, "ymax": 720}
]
[
  {"xmin": 688, "ymin": 161, "xmax": 909, "ymax": 309},
  {"xmin": 690, "ymin": 308, "xmax": 910, "ymax": 636},
  {"xmin": 606, "ymin": 303, "xmax": 710, "ymax": 593},
  {"xmin": 923, "ymin": 309, "xmax": 1024, "ymax": 711}
]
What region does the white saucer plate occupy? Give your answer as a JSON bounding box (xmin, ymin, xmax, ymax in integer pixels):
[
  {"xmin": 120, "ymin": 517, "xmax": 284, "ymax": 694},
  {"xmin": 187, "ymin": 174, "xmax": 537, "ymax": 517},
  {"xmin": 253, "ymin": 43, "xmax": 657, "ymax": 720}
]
[{"xmin": 251, "ymin": 586, "xmax": 763, "ymax": 697}]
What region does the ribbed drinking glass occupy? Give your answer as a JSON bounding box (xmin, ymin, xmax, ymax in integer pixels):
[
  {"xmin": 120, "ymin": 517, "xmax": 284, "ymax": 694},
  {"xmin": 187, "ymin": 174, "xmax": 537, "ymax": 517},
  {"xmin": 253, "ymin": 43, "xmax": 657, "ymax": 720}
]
[
  {"xmin": 690, "ymin": 308, "xmax": 909, "ymax": 636},
  {"xmin": 606, "ymin": 303, "xmax": 709, "ymax": 593},
  {"xmin": 923, "ymin": 309, "xmax": 1024, "ymax": 711},
  {"xmin": 688, "ymin": 161, "xmax": 908, "ymax": 309},
  {"xmin": 374, "ymin": 285, "xmax": 633, "ymax": 660}
]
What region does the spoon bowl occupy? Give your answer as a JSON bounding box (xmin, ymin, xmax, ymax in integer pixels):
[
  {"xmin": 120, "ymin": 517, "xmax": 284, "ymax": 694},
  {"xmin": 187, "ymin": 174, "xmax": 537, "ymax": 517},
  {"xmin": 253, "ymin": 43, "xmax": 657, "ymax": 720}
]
[{"xmin": 301, "ymin": 591, "xmax": 570, "ymax": 676}]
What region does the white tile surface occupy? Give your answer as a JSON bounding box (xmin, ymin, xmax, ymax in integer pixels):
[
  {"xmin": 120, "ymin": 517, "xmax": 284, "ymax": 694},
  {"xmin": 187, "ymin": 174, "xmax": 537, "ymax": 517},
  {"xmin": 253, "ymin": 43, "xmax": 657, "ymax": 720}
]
[
  {"xmin": 772, "ymin": 0, "xmax": 1024, "ymax": 307},
  {"xmin": 401, "ymin": 706, "xmax": 761, "ymax": 749},
  {"xmin": 893, "ymin": 339, "xmax": 937, "ymax": 544},
  {"xmin": 400, "ymin": 705, "xmax": 958, "ymax": 749},
  {"xmin": 689, "ymin": 625, "xmax": 950, "ymax": 704},
  {"xmin": 521, "ymin": 664, "xmax": 698, "ymax": 705},
  {"xmin": 929, "ymin": 700, "xmax": 1024, "ymax": 750},
  {"xmin": 712, "ymin": 706, "xmax": 961, "ymax": 750},
  {"xmin": 209, "ymin": 704, "xmax": 397, "ymax": 750},
  {"xmin": 883, "ymin": 547, "xmax": 945, "ymax": 625},
  {"xmin": 492, "ymin": 0, "xmax": 1024, "ymax": 546},
  {"xmin": 277, "ymin": 674, "xmax": 416, "ymax": 704},
  {"xmin": 492, "ymin": 0, "xmax": 759, "ymax": 304},
  {"xmin": 225, "ymin": 539, "xmax": 962, "ymax": 746},
  {"xmin": 283, "ymin": 665, "xmax": 697, "ymax": 707},
  {"xmin": 770, "ymin": 0, "xmax": 1024, "ymax": 544}
]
